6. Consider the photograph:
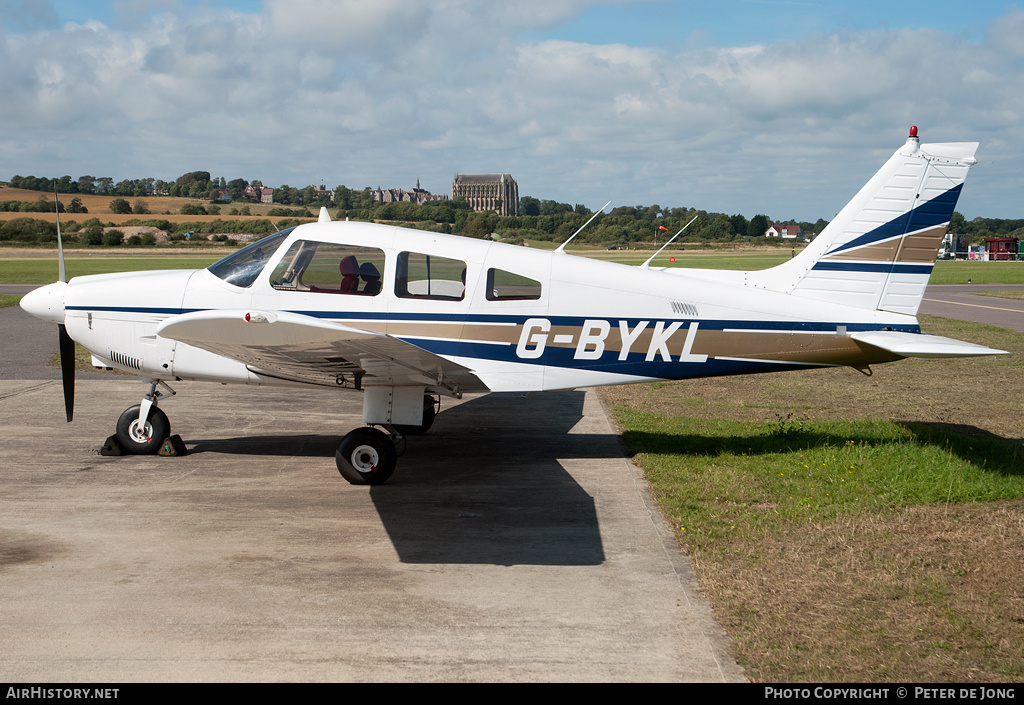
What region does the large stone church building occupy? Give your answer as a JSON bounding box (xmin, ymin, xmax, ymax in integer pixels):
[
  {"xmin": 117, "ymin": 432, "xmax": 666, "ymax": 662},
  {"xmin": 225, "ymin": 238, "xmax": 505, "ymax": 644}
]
[{"xmin": 452, "ymin": 173, "xmax": 518, "ymax": 216}]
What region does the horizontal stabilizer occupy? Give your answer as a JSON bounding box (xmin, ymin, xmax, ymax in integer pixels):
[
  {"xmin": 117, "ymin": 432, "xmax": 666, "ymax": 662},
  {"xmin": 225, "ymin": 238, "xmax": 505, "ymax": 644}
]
[{"xmin": 850, "ymin": 331, "xmax": 1008, "ymax": 358}]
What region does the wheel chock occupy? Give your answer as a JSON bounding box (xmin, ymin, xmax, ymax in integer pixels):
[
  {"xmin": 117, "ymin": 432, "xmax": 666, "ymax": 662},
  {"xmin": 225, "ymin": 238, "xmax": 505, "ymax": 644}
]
[
  {"xmin": 158, "ymin": 435, "xmax": 188, "ymax": 457},
  {"xmin": 99, "ymin": 435, "xmax": 124, "ymax": 456}
]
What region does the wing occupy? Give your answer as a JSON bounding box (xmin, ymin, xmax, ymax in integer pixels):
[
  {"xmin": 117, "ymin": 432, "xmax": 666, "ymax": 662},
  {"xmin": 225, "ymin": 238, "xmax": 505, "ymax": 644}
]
[
  {"xmin": 156, "ymin": 309, "xmax": 486, "ymax": 394},
  {"xmin": 850, "ymin": 331, "xmax": 1008, "ymax": 358}
]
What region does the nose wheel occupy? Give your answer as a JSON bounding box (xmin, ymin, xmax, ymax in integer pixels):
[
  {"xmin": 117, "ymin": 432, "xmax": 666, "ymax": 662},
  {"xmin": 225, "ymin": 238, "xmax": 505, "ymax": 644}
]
[
  {"xmin": 115, "ymin": 404, "xmax": 170, "ymax": 454},
  {"xmin": 112, "ymin": 381, "xmax": 176, "ymax": 455}
]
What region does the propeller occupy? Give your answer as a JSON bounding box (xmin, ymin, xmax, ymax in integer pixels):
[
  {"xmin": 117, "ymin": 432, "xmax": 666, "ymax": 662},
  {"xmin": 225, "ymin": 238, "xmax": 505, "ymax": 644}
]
[
  {"xmin": 58, "ymin": 323, "xmax": 75, "ymax": 422},
  {"xmin": 54, "ymin": 191, "xmax": 74, "ymax": 422}
]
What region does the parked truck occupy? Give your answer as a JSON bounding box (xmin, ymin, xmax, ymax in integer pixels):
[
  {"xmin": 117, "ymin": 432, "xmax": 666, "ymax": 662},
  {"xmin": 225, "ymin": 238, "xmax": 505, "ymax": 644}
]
[{"xmin": 938, "ymin": 233, "xmax": 969, "ymax": 260}]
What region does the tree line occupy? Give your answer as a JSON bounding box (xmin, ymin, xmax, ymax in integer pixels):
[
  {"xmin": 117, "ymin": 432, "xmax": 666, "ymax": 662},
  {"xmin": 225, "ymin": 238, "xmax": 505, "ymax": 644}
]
[{"xmin": 7, "ymin": 171, "xmax": 1021, "ymax": 247}]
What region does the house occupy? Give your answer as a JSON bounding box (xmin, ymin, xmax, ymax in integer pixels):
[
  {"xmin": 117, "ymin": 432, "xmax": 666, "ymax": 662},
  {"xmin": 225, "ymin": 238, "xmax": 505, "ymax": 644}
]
[
  {"xmin": 765, "ymin": 222, "xmax": 804, "ymax": 239},
  {"xmin": 242, "ymin": 184, "xmax": 275, "ymax": 204}
]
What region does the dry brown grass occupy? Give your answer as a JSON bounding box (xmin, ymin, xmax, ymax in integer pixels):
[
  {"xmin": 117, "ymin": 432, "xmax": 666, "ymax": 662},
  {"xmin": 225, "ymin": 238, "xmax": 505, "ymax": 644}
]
[
  {"xmin": 703, "ymin": 502, "xmax": 1024, "ymax": 681},
  {"xmin": 0, "ymin": 187, "xmax": 289, "ymax": 222}
]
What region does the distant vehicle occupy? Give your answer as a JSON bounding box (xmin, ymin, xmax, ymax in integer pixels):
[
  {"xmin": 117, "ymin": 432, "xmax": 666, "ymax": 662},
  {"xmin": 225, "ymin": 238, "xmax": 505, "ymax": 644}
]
[{"xmin": 938, "ymin": 233, "xmax": 968, "ymax": 260}]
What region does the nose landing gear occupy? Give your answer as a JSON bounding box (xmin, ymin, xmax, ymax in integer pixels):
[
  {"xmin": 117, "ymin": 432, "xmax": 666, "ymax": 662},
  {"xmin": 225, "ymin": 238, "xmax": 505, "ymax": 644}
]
[{"xmin": 112, "ymin": 381, "xmax": 176, "ymax": 455}]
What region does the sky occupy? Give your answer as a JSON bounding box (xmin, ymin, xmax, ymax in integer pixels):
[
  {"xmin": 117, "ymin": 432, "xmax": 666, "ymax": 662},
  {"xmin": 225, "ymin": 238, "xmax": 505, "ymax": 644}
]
[{"xmin": 1, "ymin": 0, "xmax": 1022, "ymax": 221}]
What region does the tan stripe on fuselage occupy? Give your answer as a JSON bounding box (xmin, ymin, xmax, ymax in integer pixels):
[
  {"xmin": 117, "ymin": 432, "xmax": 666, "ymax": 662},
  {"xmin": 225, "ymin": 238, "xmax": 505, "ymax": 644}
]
[{"xmin": 340, "ymin": 317, "xmax": 902, "ymax": 367}]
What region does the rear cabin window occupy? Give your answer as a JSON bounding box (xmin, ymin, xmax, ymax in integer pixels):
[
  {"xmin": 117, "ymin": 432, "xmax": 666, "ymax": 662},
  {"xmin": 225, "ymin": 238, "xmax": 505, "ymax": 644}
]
[
  {"xmin": 395, "ymin": 252, "xmax": 466, "ymax": 301},
  {"xmin": 270, "ymin": 241, "xmax": 385, "ymax": 296},
  {"xmin": 486, "ymin": 268, "xmax": 542, "ymax": 301}
]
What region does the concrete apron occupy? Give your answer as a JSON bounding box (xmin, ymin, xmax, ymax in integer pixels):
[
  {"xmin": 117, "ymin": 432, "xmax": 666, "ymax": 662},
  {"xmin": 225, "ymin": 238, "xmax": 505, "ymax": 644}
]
[{"xmin": 0, "ymin": 379, "xmax": 744, "ymax": 682}]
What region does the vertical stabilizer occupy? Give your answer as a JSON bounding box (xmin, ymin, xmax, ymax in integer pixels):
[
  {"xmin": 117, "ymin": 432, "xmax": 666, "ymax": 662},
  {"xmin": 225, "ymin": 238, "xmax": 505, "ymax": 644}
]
[{"xmin": 748, "ymin": 128, "xmax": 978, "ymax": 315}]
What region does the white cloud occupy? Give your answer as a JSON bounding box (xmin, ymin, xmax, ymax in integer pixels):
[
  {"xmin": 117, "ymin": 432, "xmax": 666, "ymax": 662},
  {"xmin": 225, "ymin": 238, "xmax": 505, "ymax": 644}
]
[{"xmin": 2, "ymin": 2, "xmax": 1023, "ymax": 218}]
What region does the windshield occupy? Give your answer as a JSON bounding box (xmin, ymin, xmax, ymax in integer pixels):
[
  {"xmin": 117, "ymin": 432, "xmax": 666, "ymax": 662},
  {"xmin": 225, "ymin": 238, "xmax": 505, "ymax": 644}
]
[{"xmin": 207, "ymin": 228, "xmax": 295, "ymax": 287}]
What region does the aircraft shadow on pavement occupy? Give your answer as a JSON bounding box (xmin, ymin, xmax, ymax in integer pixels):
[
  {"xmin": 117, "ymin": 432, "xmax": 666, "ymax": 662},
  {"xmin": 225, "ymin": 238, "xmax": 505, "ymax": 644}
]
[{"xmin": 188, "ymin": 391, "xmax": 610, "ymax": 566}]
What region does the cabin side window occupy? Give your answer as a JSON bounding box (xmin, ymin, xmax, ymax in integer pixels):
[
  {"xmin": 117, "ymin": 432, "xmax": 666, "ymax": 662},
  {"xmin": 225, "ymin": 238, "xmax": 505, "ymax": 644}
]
[
  {"xmin": 486, "ymin": 268, "xmax": 542, "ymax": 301},
  {"xmin": 395, "ymin": 252, "xmax": 466, "ymax": 301},
  {"xmin": 270, "ymin": 241, "xmax": 385, "ymax": 296}
]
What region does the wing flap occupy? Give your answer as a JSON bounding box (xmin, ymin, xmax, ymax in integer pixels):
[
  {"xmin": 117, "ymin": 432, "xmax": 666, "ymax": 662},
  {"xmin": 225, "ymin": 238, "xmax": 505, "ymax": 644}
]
[
  {"xmin": 157, "ymin": 309, "xmax": 485, "ymax": 392},
  {"xmin": 850, "ymin": 331, "xmax": 1008, "ymax": 358}
]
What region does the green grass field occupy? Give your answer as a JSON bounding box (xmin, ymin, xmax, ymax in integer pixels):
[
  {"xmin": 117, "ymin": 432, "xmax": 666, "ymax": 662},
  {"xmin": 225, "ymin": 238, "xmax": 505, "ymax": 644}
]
[
  {"xmin": 4, "ymin": 248, "xmax": 1024, "ymax": 286},
  {"xmin": 0, "ymin": 256, "xmax": 220, "ymax": 285}
]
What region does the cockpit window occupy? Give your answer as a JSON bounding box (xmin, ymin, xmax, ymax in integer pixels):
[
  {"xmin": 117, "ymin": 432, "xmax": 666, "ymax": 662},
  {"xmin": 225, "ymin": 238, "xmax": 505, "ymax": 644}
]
[
  {"xmin": 270, "ymin": 241, "xmax": 386, "ymax": 296},
  {"xmin": 207, "ymin": 229, "xmax": 294, "ymax": 288}
]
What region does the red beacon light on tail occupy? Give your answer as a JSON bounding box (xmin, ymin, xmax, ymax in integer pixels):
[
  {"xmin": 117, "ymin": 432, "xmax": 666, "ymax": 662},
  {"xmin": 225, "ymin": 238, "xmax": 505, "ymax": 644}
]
[{"xmin": 909, "ymin": 125, "xmax": 919, "ymax": 138}]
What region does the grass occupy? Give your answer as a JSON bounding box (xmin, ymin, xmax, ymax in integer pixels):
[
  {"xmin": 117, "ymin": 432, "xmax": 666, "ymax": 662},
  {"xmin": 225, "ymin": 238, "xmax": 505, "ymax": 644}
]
[
  {"xmin": 975, "ymin": 290, "xmax": 1024, "ymax": 301},
  {"xmin": 602, "ymin": 316, "xmax": 1024, "ymax": 682},
  {"xmin": 619, "ymin": 412, "xmax": 1024, "ymax": 550},
  {"xmin": 0, "ymin": 294, "xmax": 21, "ymax": 308},
  {"xmin": 0, "ymin": 256, "xmax": 221, "ymax": 285},
  {"xmin": 930, "ymin": 261, "xmax": 1024, "ymax": 285}
]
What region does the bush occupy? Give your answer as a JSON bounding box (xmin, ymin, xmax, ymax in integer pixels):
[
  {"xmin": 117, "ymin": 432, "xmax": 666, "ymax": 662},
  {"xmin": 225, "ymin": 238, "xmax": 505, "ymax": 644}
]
[
  {"xmin": 103, "ymin": 229, "xmax": 124, "ymax": 246},
  {"xmin": 0, "ymin": 217, "xmax": 58, "ymax": 242},
  {"xmin": 126, "ymin": 235, "xmax": 142, "ymax": 246},
  {"xmin": 140, "ymin": 233, "xmax": 157, "ymax": 246},
  {"xmin": 110, "ymin": 198, "xmax": 132, "ymax": 214},
  {"xmin": 82, "ymin": 229, "xmax": 104, "ymax": 246}
]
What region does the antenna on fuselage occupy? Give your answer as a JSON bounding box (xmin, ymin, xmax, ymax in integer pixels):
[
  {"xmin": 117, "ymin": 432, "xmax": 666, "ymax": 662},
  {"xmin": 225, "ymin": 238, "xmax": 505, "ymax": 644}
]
[
  {"xmin": 554, "ymin": 200, "xmax": 612, "ymax": 254},
  {"xmin": 55, "ymin": 188, "xmax": 65, "ymax": 283},
  {"xmin": 639, "ymin": 215, "xmax": 698, "ymax": 269}
]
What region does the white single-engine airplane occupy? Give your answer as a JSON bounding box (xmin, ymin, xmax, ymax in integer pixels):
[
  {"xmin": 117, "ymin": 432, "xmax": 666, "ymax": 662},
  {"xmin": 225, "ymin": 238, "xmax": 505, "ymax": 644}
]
[{"xmin": 21, "ymin": 128, "xmax": 1007, "ymax": 484}]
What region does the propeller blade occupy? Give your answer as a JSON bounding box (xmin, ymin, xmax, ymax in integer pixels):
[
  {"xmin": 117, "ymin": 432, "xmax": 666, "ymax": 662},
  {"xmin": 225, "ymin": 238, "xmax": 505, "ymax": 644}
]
[{"xmin": 58, "ymin": 324, "xmax": 75, "ymax": 422}]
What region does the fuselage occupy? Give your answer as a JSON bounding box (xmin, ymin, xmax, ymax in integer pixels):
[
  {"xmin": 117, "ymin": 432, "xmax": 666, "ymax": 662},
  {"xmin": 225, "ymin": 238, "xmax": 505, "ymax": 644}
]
[{"xmin": 44, "ymin": 219, "xmax": 915, "ymax": 394}]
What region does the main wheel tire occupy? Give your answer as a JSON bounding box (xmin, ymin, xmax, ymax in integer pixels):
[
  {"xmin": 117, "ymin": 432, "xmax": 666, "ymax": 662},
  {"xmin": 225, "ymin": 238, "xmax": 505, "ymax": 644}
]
[
  {"xmin": 393, "ymin": 396, "xmax": 437, "ymax": 436},
  {"xmin": 336, "ymin": 427, "xmax": 397, "ymax": 485},
  {"xmin": 115, "ymin": 404, "xmax": 170, "ymax": 455}
]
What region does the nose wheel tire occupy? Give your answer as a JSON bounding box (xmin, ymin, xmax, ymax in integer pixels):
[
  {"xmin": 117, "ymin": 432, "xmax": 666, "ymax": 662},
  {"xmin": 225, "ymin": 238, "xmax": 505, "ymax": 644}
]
[
  {"xmin": 115, "ymin": 405, "xmax": 170, "ymax": 455},
  {"xmin": 336, "ymin": 427, "xmax": 397, "ymax": 485}
]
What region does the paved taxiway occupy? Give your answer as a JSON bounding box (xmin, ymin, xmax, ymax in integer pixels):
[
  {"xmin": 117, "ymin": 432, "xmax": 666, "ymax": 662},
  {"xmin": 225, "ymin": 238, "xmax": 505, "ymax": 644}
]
[
  {"xmin": 919, "ymin": 283, "xmax": 1024, "ymax": 332},
  {"xmin": 0, "ymin": 299, "xmax": 743, "ymax": 682}
]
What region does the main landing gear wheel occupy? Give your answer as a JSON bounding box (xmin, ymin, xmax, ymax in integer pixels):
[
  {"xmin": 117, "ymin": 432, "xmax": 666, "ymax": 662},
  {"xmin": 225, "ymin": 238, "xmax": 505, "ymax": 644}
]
[
  {"xmin": 115, "ymin": 404, "xmax": 170, "ymax": 455},
  {"xmin": 336, "ymin": 427, "xmax": 397, "ymax": 485}
]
